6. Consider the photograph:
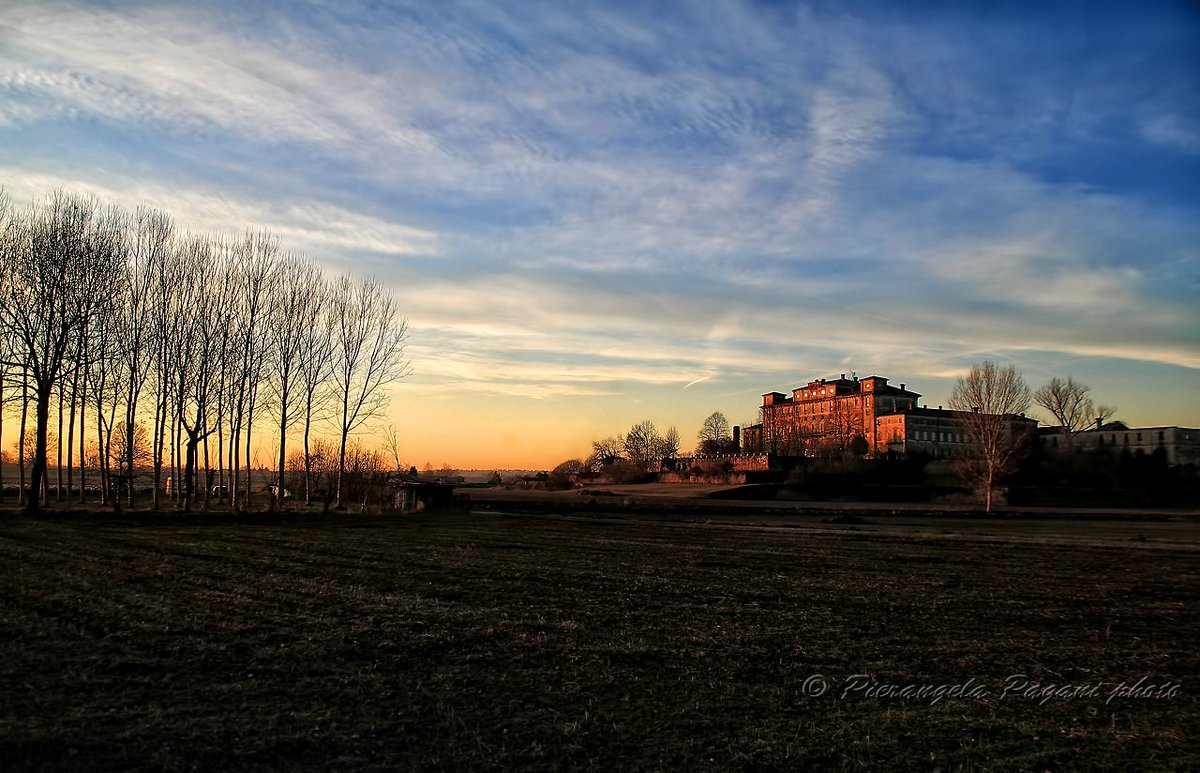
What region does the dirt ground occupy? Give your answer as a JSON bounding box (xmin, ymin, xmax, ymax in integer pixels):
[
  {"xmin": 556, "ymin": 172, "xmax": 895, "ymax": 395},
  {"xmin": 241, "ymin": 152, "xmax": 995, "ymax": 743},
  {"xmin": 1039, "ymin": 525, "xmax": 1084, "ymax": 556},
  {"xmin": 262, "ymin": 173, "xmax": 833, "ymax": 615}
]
[{"xmin": 2, "ymin": 507, "xmax": 1197, "ymax": 770}]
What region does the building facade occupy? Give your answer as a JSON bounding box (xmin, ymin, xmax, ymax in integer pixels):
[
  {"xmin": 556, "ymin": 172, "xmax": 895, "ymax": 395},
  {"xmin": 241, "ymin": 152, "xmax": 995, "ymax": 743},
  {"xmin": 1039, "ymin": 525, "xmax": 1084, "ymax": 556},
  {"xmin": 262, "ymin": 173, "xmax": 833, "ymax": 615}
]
[
  {"xmin": 1042, "ymin": 422, "xmax": 1200, "ymax": 466},
  {"xmin": 875, "ymin": 407, "xmax": 1036, "ymax": 459},
  {"xmin": 741, "ymin": 373, "xmax": 1035, "ymax": 459},
  {"xmin": 741, "ymin": 374, "xmax": 920, "ymax": 456}
]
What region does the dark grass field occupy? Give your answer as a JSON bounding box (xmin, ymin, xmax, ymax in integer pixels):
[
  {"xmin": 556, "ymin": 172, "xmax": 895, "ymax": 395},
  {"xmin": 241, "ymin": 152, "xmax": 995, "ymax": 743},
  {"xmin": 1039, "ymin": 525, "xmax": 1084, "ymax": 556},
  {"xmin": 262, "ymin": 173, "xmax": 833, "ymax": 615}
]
[{"xmin": 1, "ymin": 507, "xmax": 1198, "ymax": 771}]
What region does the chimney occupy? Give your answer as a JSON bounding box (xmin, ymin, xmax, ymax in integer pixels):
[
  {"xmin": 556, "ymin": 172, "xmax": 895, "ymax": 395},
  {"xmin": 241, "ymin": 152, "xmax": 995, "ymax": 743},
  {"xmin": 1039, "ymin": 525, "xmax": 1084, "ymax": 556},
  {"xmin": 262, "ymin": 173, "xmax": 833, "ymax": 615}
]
[
  {"xmin": 840, "ymin": 373, "xmax": 845, "ymax": 380},
  {"xmin": 900, "ymin": 383, "xmax": 906, "ymax": 391},
  {"xmin": 733, "ymin": 425, "xmax": 741, "ymax": 452},
  {"xmin": 1096, "ymin": 417, "xmax": 1102, "ymax": 430}
]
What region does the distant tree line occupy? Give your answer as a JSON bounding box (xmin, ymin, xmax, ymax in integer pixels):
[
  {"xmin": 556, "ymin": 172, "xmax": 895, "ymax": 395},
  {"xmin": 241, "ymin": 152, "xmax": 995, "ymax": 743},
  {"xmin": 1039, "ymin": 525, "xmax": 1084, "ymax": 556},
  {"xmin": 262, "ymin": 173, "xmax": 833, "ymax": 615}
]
[
  {"xmin": 0, "ymin": 189, "xmax": 410, "ymax": 515},
  {"xmin": 539, "ymin": 413, "xmax": 736, "ymax": 487}
]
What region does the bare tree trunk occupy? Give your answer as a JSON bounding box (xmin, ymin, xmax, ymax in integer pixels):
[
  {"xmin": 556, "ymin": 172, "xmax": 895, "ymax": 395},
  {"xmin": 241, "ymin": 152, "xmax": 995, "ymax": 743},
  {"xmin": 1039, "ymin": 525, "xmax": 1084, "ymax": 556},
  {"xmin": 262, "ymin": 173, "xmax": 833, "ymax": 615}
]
[
  {"xmin": 101, "ymin": 397, "xmax": 120, "ymax": 508},
  {"xmin": 151, "ymin": 382, "xmax": 168, "ymax": 510},
  {"xmin": 65, "ymin": 353, "xmax": 80, "ymax": 503},
  {"xmin": 277, "ymin": 406, "xmax": 288, "ymax": 510},
  {"xmin": 337, "ymin": 390, "xmax": 350, "ymax": 508},
  {"xmin": 202, "ymin": 432, "xmax": 211, "ymax": 511},
  {"xmin": 183, "ymin": 431, "xmax": 200, "ymax": 514},
  {"xmin": 27, "ymin": 379, "xmax": 53, "ymax": 515},
  {"xmin": 95, "ymin": 397, "xmax": 107, "ymax": 505},
  {"xmin": 174, "ymin": 412, "xmax": 183, "ymax": 509},
  {"xmin": 303, "ymin": 410, "xmax": 314, "ymax": 505},
  {"xmin": 55, "ymin": 380, "xmax": 64, "ymax": 502},
  {"xmin": 18, "ymin": 366, "xmax": 29, "ymax": 507},
  {"xmin": 77, "ymin": 373, "xmax": 87, "ymax": 504},
  {"xmin": 216, "ymin": 416, "xmax": 225, "ymax": 510},
  {"xmin": 245, "ymin": 394, "xmax": 257, "ymax": 511},
  {"xmin": 230, "ymin": 405, "xmax": 241, "ymax": 511}
]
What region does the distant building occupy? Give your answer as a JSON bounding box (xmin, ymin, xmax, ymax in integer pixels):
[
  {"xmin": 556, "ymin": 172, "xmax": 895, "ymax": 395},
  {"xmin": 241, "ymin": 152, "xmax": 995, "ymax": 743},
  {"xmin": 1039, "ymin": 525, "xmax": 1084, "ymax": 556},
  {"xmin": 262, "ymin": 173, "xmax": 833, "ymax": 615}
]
[
  {"xmin": 1043, "ymin": 421, "xmax": 1200, "ymax": 466},
  {"xmin": 740, "ymin": 373, "xmax": 1035, "ymax": 459},
  {"xmin": 875, "ymin": 406, "xmax": 1036, "ymax": 459}
]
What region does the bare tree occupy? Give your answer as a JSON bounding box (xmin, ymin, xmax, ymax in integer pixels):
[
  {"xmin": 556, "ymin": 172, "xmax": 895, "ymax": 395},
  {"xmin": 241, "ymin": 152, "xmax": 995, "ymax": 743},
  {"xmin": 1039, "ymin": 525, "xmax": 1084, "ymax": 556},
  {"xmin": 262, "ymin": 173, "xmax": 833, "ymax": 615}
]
[
  {"xmin": 818, "ymin": 398, "xmax": 867, "ymax": 457},
  {"xmin": 697, "ymin": 411, "xmax": 732, "ymax": 455},
  {"xmin": 171, "ymin": 235, "xmax": 229, "ymax": 512},
  {"xmin": 759, "ymin": 403, "xmax": 806, "ymax": 457},
  {"xmin": 948, "ymin": 361, "xmax": 1033, "ymax": 513},
  {"xmin": 264, "ymin": 253, "xmax": 324, "ymax": 508},
  {"xmin": 663, "ymin": 426, "xmax": 681, "ymax": 459},
  {"xmin": 329, "ymin": 274, "xmax": 410, "ymax": 508},
  {"xmin": 382, "ymin": 423, "xmax": 404, "ymax": 474},
  {"xmin": 1033, "ymin": 377, "xmax": 1094, "ymax": 452},
  {"xmin": 295, "ymin": 273, "xmax": 336, "ymax": 504},
  {"xmin": 82, "ymin": 286, "xmax": 125, "ymax": 505},
  {"xmin": 117, "ymin": 206, "xmax": 171, "ymax": 507},
  {"xmin": 240, "ymin": 236, "xmax": 279, "ymax": 510},
  {"xmin": 61, "ymin": 304, "xmax": 93, "ymax": 503},
  {"xmin": 209, "ymin": 244, "xmax": 242, "ymax": 508},
  {"xmin": 109, "ymin": 420, "xmax": 151, "ymax": 489},
  {"xmin": 1094, "ymin": 404, "xmax": 1118, "ymax": 428},
  {"xmin": 585, "ymin": 435, "xmax": 624, "ymax": 472},
  {"xmin": 623, "ymin": 420, "xmax": 663, "ymax": 467},
  {"xmin": 0, "ymin": 191, "xmax": 124, "ymax": 515},
  {"xmin": 223, "ymin": 232, "xmax": 279, "ymax": 511}
]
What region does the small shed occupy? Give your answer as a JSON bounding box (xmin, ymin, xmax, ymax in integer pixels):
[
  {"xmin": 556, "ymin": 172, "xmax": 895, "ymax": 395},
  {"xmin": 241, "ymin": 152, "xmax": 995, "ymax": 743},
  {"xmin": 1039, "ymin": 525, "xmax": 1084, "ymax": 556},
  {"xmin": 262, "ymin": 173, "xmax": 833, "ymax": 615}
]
[{"xmin": 393, "ymin": 481, "xmax": 456, "ymax": 513}]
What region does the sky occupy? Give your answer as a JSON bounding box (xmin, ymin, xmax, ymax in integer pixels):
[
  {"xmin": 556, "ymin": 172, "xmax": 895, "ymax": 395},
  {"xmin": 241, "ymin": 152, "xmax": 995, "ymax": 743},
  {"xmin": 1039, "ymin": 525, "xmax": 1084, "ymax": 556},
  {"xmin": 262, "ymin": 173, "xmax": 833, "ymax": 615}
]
[{"xmin": 2, "ymin": 0, "xmax": 1198, "ymax": 470}]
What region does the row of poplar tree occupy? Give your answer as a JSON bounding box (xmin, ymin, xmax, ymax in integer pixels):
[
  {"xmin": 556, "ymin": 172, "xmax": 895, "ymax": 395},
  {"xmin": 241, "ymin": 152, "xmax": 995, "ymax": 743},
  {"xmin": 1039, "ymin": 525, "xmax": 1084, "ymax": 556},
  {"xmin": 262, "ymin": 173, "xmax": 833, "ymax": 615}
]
[{"xmin": 0, "ymin": 189, "xmax": 411, "ymax": 515}]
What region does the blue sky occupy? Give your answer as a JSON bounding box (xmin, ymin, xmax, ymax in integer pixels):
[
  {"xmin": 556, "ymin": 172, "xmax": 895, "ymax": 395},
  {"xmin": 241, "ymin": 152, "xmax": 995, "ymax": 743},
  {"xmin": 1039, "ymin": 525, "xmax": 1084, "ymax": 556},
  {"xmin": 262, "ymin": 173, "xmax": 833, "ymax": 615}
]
[{"xmin": 3, "ymin": 0, "xmax": 1198, "ymax": 467}]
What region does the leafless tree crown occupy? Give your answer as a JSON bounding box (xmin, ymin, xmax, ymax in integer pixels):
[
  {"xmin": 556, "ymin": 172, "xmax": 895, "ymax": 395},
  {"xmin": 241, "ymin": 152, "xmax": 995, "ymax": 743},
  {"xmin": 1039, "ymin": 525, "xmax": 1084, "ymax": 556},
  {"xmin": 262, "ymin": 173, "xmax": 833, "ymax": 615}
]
[{"xmin": 948, "ymin": 361, "xmax": 1032, "ymax": 512}]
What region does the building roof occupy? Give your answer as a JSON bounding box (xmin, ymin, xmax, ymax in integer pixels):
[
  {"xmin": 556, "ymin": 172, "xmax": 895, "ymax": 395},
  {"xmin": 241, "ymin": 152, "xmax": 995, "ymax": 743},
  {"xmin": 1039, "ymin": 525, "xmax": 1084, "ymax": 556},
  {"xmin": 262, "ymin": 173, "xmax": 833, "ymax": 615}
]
[
  {"xmin": 764, "ymin": 373, "xmax": 922, "ymax": 402},
  {"xmin": 898, "ymin": 406, "xmax": 1037, "ymax": 422}
]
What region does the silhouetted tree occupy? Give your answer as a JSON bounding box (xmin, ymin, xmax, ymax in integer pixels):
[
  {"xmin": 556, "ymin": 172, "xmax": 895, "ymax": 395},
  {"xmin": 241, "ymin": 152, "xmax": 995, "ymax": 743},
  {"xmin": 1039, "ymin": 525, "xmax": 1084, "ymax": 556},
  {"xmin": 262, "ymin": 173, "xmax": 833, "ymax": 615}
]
[
  {"xmin": 1034, "ymin": 377, "xmax": 1094, "ymax": 453},
  {"xmin": 265, "ymin": 253, "xmax": 325, "ymax": 508},
  {"xmin": 697, "ymin": 411, "xmax": 733, "ymax": 454},
  {"xmin": 547, "ymin": 459, "xmax": 583, "ymax": 489},
  {"xmin": 948, "ymin": 361, "xmax": 1032, "ymax": 512},
  {"xmin": 229, "ymin": 233, "xmax": 279, "ymax": 511},
  {"xmin": 624, "ymin": 420, "xmax": 666, "ymax": 467},
  {"xmin": 0, "ymin": 191, "xmax": 124, "ymax": 514},
  {"xmin": 1094, "ymin": 404, "xmax": 1118, "ymax": 427},
  {"xmin": 117, "ymin": 205, "xmax": 171, "ymax": 507},
  {"xmin": 663, "ymin": 426, "xmax": 681, "ymax": 459},
  {"xmin": 330, "ymin": 274, "xmax": 410, "ymax": 508},
  {"xmin": 295, "ymin": 272, "xmax": 336, "ymax": 504},
  {"xmin": 173, "ymin": 236, "xmax": 228, "ymax": 511},
  {"xmin": 586, "ymin": 436, "xmax": 624, "ymax": 472}
]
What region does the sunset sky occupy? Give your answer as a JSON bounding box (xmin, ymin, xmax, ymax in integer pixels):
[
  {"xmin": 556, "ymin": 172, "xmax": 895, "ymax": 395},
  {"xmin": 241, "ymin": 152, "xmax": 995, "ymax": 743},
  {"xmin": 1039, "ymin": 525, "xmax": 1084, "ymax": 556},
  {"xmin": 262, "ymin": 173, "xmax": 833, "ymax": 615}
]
[{"xmin": 3, "ymin": 1, "xmax": 1198, "ymax": 470}]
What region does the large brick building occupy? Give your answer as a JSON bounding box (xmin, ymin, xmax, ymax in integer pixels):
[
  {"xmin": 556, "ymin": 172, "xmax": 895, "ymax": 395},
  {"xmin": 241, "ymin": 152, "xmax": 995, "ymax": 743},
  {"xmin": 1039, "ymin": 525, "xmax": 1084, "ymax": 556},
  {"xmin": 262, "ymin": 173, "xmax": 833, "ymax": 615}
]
[{"xmin": 740, "ymin": 373, "xmax": 1036, "ymax": 459}]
